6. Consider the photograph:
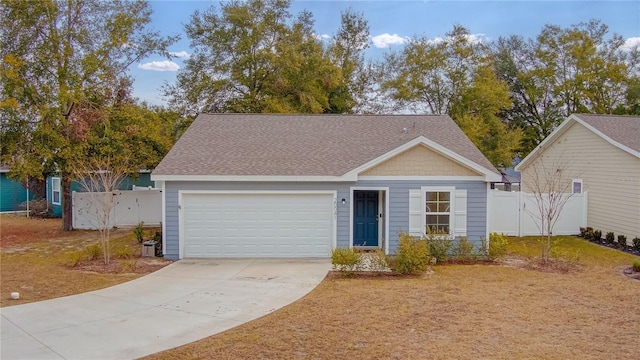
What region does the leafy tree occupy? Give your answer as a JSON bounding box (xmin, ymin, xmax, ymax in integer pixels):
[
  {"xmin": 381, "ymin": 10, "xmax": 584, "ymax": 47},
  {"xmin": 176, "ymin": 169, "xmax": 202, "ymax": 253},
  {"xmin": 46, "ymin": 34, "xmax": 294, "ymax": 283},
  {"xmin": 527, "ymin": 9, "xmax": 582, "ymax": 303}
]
[
  {"xmin": 494, "ymin": 20, "xmax": 638, "ymax": 155},
  {"xmin": 165, "ymin": 0, "xmax": 365, "ymax": 115},
  {"xmin": 0, "ymin": 0, "xmax": 175, "ymax": 230},
  {"xmin": 382, "ymin": 25, "xmax": 521, "ymax": 167},
  {"xmin": 326, "ymin": 9, "xmax": 370, "ymax": 113}
]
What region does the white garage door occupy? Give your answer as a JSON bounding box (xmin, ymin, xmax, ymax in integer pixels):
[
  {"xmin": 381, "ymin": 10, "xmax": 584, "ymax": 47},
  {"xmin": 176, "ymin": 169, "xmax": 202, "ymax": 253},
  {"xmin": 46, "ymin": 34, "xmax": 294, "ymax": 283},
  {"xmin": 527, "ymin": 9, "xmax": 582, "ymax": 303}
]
[{"xmin": 182, "ymin": 193, "xmax": 334, "ymax": 258}]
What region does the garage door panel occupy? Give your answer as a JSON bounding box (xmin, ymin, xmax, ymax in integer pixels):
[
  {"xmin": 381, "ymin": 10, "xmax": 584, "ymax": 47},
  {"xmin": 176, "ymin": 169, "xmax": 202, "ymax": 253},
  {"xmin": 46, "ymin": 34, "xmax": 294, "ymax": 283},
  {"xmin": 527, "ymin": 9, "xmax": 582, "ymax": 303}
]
[{"xmin": 182, "ymin": 193, "xmax": 333, "ymax": 258}]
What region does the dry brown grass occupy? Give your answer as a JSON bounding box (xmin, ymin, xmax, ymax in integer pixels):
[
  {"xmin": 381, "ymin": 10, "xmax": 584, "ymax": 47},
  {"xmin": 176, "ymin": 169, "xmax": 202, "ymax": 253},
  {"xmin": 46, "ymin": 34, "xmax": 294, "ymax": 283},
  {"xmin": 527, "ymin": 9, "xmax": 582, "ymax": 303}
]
[
  {"xmin": 0, "ymin": 215, "xmax": 171, "ymax": 307},
  {"xmin": 145, "ymin": 237, "xmax": 640, "ymax": 360}
]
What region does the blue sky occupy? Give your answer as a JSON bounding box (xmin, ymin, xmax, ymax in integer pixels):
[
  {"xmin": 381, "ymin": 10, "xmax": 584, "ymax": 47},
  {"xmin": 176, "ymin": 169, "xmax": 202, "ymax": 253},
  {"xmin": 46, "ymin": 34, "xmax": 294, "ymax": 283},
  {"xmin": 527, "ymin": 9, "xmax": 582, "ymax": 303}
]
[{"xmin": 132, "ymin": 0, "xmax": 640, "ymax": 106}]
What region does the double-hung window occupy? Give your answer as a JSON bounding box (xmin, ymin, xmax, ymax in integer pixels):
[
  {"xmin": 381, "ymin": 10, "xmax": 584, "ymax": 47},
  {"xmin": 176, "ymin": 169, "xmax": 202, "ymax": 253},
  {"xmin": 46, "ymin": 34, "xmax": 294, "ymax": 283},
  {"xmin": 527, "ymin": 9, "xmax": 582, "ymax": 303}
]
[
  {"xmin": 425, "ymin": 190, "xmax": 451, "ymax": 234},
  {"xmin": 409, "ymin": 186, "xmax": 465, "ymax": 237},
  {"xmin": 51, "ymin": 177, "xmax": 61, "ymax": 205}
]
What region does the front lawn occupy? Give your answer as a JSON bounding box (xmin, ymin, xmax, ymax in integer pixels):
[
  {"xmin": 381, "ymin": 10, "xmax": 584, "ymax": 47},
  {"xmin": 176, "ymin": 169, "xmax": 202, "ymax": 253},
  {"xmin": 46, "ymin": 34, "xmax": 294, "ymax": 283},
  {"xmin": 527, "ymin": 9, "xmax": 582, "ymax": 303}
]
[
  {"xmin": 0, "ymin": 215, "xmax": 171, "ymax": 307},
  {"xmin": 144, "ymin": 236, "xmax": 640, "ymax": 360}
]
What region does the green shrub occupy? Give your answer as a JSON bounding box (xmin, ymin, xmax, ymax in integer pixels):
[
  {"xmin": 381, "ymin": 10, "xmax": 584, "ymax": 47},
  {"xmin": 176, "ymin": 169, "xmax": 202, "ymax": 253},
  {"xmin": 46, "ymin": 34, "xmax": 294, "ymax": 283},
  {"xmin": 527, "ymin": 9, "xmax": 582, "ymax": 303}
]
[
  {"xmin": 64, "ymin": 251, "xmax": 84, "ymax": 268},
  {"xmin": 606, "ymin": 232, "xmax": 615, "ymax": 244},
  {"xmin": 425, "ymin": 230, "xmax": 453, "ymax": 263},
  {"xmin": 153, "ymin": 231, "xmax": 163, "ymax": 256},
  {"xmin": 583, "ymin": 227, "xmax": 594, "ymax": 239},
  {"xmin": 633, "ymin": 237, "xmax": 640, "ymax": 251},
  {"xmin": 579, "ymin": 227, "xmax": 586, "ymax": 237},
  {"xmin": 633, "ymin": 261, "xmax": 640, "ymax": 272},
  {"xmin": 85, "ymin": 244, "xmax": 103, "ymax": 260},
  {"xmin": 331, "ymin": 247, "xmax": 363, "ymax": 275},
  {"xmin": 453, "ymin": 236, "xmax": 476, "ymax": 262},
  {"xmin": 394, "ymin": 233, "xmax": 430, "ymax": 274},
  {"xmin": 367, "ymin": 248, "xmax": 390, "ymax": 272},
  {"xmin": 617, "ymin": 235, "xmax": 628, "ymax": 249},
  {"xmin": 593, "ymin": 230, "xmax": 602, "ymax": 241},
  {"xmin": 133, "ymin": 222, "xmax": 145, "ymax": 243},
  {"xmin": 487, "ymin": 233, "xmax": 509, "ymax": 260}
]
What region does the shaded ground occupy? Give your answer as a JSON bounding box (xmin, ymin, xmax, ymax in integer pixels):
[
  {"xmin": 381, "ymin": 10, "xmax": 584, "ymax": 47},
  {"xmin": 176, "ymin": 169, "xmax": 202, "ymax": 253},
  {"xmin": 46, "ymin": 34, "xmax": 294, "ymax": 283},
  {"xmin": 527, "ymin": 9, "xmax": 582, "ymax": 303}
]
[
  {"xmin": 0, "ymin": 215, "xmax": 171, "ymax": 307},
  {"xmin": 145, "ymin": 236, "xmax": 640, "ymax": 360}
]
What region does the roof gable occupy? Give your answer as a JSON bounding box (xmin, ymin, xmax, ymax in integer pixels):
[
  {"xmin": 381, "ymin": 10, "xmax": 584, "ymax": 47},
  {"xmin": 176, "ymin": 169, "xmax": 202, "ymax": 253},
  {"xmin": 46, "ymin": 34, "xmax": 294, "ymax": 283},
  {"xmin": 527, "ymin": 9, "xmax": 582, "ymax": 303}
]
[
  {"xmin": 359, "ymin": 143, "xmax": 481, "ymax": 177},
  {"xmin": 516, "ymin": 114, "xmax": 640, "ymax": 171},
  {"xmin": 152, "ymin": 114, "xmax": 499, "ymax": 181}
]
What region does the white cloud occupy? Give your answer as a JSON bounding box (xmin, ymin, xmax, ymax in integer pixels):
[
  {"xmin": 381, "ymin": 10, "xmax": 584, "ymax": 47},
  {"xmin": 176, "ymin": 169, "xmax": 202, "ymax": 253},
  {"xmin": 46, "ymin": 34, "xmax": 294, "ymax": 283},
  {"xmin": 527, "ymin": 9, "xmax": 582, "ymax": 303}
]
[
  {"xmin": 426, "ymin": 33, "xmax": 487, "ymax": 45},
  {"xmin": 137, "ymin": 61, "xmax": 180, "ymax": 72},
  {"xmin": 371, "ymin": 33, "xmax": 408, "ymax": 48},
  {"xmin": 314, "ymin": 33, "xmax": 331, "ymax": 41},
  {"xmin": 622, "ymin": 37, "xmax": 640, "ymax": 51},
  {"xmin": 169, "ymin": 51, "xmax": 191, "ymax": 59}
]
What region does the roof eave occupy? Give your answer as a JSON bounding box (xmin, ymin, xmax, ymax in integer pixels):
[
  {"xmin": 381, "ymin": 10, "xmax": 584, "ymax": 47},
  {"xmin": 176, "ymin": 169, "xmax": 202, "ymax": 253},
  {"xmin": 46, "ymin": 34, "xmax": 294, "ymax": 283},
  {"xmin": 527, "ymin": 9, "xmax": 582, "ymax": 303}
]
[
  {"xmin": 516, "ymin": 114, "xmax": 640, "ymax": 172},
  {"xmin": 150, "ymin": 174, "xmax": 358, "ymax": 182},
  {"xmin": 345, "ymin": 136, "xmax": 501, "ymax": 182}
]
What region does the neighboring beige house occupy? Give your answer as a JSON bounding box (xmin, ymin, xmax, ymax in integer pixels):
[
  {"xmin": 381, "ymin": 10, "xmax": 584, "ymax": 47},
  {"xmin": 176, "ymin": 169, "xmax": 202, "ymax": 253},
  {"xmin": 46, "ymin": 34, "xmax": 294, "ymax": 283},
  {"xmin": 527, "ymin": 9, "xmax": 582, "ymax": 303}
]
[{"xmin": 515, "ymin": 114, "xmax": 640, "ymax": 242}]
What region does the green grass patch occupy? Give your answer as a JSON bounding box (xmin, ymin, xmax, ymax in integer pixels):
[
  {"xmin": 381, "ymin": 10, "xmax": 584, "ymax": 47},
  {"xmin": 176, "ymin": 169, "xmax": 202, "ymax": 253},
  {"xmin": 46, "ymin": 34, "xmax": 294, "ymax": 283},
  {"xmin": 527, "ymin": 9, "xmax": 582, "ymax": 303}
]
[{"xmin": 507, "ymin": 235, "xmax": 640, "ymax": 267}]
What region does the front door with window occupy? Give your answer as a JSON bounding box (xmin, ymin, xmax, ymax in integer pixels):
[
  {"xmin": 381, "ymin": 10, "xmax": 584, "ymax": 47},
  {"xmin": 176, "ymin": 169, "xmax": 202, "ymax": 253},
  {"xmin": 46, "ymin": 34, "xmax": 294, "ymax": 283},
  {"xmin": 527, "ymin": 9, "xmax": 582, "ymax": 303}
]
[{"xmin": 353, "ymin": 190, "xmax": 379, "ymax": 246}]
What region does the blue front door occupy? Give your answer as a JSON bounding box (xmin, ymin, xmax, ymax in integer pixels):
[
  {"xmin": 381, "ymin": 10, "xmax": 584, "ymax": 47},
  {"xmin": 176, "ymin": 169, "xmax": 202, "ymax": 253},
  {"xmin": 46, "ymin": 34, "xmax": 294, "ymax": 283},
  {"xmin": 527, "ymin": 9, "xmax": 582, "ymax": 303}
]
[{"xmin": 353, "ymin": 191, "xmax": 379, "ymax": 246}]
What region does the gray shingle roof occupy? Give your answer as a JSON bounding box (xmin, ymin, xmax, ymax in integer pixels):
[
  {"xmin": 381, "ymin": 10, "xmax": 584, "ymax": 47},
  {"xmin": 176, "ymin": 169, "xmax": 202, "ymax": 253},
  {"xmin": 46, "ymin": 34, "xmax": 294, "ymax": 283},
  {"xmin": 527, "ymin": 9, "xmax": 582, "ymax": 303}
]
[
  {"xmin": 152, "ymin": 114, "xmax": 499, "ymax": 177},
  {"xmin": 573, "ymin": 114, "xmax": 640, "ymax": 153}
]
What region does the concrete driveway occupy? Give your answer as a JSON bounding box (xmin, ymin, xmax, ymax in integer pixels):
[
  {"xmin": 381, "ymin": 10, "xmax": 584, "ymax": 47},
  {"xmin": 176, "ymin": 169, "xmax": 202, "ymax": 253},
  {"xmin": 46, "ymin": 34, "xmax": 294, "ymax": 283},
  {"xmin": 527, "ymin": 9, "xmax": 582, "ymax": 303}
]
[{"xmin": 1, "ymin": 258, "xmax": 330, "ymax": 360}]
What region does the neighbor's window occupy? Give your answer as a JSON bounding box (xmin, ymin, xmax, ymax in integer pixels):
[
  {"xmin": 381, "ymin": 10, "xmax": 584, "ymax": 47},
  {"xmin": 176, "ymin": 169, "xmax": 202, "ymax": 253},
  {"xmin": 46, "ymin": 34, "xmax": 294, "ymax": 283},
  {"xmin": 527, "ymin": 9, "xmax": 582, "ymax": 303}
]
[
  {"xmin": 572, "ymin": 179, "xmax": 583, "ymax": 194},
  {"xmin": 52, "ymin": 177, "xmax": 61, "ymax": 205},
  {"xmin": 425, "ymin": 191, "xmax": 451, "ymax": 234}
]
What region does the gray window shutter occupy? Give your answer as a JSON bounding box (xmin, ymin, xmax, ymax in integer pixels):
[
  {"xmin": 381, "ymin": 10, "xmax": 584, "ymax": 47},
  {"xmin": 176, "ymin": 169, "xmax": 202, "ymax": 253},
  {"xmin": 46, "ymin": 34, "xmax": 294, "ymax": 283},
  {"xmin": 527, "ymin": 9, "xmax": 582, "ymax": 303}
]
[
  {"xmin": 454, "ymin": 189, "xmax": 467, "ymax": 237},
  {"xmin": 409, "ymin": 189, "xmax": 422, "ymax": 236}
]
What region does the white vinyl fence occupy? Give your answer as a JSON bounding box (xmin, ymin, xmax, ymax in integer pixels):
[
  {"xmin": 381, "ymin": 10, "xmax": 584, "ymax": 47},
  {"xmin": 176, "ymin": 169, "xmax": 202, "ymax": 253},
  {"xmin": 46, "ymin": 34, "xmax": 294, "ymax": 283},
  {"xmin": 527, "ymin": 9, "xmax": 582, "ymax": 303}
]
[
  {"xmin": 488, "ymin": 190, "xmax": 587, "ymax": 236},
  {"xmin": 72, "ymin": 190, "xmax": 161, "ymax": 230}
]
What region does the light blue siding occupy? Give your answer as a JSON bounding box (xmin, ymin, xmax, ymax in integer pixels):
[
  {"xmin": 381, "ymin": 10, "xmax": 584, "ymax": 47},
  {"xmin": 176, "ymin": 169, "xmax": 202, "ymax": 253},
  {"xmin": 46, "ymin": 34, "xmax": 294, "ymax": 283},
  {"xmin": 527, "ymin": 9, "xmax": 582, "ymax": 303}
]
[
  {"xmin": 356, "ymin": 180, "xmax": 487, "ymax": 253},
  {"xmin": 163, "ymin": 179, "xmax": 488, "ymax": 260}
]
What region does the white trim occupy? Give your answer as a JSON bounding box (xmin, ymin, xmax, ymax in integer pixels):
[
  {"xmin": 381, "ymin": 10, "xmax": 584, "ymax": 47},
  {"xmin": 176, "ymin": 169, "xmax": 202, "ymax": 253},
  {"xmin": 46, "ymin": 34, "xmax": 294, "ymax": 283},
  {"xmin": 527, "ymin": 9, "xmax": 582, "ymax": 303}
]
[
  {"xmin": 358, "ymin": 175, "xmax": 485, "ymax": 181},
  {"xmin": 349, "ymin": 186, "xmax": 390, "ymax": 254},
  {"xmin": 421, "ymin": 186, "xmax": 456, "ymax": 236},
  {"xmin": 51, "ymin": 177, "xmax": 61, "ymax": 205},
  {"xmin": 572, "ymin": 179, "xmax": 583, "ymax": 194},
  {"xmin": 346, "ymin": 137, "xmax": 502, "ymax": 182},
  {"xmin": 516, "ymin": 114, "xmax": 640, "ymax": 172},
  {"xmin": 177, "ymin": 190, "xmax": 337, "ymax": 260},
  {"xmin": 485, "ymin": 183, "xmax": 491, "ymax": 242},
  {"xmin": 151, "ymin": 174, "xmax": 356, "ymax": 182},
  {"xmin": 159, "ymin": 181, "xmax": 166, "ymax": 257}
]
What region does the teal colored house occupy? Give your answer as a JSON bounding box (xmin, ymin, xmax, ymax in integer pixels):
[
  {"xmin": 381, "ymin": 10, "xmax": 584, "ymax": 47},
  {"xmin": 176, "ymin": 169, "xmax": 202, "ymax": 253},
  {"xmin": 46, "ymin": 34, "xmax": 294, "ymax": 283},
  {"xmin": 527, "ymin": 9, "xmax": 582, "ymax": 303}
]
[
  {"xmin": 0, "ymin": 167, "xmax": 35, "ymax": 212},
  {"xmin": 47, "ymin": 171, "xmax": 156, "ymax": 217}
]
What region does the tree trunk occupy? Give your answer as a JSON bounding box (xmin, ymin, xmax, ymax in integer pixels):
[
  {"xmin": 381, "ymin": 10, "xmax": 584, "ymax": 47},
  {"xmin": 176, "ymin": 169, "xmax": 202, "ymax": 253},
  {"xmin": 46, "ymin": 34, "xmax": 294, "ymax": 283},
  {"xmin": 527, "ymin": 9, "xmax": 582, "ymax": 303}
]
[{"xmin": 62, "ymin": 174, "xmax": 73, "ymax": 231}]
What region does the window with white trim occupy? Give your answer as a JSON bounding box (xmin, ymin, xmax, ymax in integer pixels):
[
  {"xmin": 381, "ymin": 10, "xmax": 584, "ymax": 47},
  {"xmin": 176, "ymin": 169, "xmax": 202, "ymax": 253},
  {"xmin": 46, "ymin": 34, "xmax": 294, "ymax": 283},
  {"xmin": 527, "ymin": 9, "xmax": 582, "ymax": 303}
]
[
  {"xmin": 409, "ymin": 187, "xmax": 466, "ymax": 238},
  {"xmin": 51, "ymin": 177, "xmax": 61, "ymax": 205},
  {"xmin": 425, "ymin": 190, "xmax": 451, "ymax": 233},
  {"xmin": 572, "ymin": 179, "xmax": 582, "ymax": 194}
]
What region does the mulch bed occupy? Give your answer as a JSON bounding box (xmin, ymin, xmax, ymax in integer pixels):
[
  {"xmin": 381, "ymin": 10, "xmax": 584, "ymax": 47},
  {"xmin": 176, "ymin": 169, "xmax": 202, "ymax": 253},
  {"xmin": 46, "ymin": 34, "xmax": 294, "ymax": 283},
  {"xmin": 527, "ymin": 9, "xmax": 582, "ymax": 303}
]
[{"xmin": 579, "ymin": 235, "xmax": 640, "ymax": 257}]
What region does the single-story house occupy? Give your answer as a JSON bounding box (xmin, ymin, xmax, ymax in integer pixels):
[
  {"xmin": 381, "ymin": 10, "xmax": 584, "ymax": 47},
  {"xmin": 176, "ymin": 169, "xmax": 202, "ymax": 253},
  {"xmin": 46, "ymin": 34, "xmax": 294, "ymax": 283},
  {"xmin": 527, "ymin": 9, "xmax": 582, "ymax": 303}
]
[
  {"xmin": 515, "ymin": 114, "xmax": 640, "ymax": 241},
  {"xmin": 46, "ymin": 171, "xmax": 156, "ymax": 217},
  {"xmin": 0, "ymin": 166, "xmax": 35, "ymax": 212},
  {"xmin": 151, "ymin": 114, "xmax": 502, "ymax": 260}
]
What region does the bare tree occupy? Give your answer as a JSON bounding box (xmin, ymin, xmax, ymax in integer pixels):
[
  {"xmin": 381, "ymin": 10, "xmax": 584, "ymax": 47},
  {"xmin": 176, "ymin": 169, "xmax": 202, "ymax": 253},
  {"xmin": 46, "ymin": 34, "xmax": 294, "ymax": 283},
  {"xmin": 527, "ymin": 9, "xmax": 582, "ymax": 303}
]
[
  {"xmin": 73, "ymin": 157, "xmax": 128, "ymax": 265},
  {"xmin": 522, "ymin": 152, "xmax": 578, "ymax": 262}
]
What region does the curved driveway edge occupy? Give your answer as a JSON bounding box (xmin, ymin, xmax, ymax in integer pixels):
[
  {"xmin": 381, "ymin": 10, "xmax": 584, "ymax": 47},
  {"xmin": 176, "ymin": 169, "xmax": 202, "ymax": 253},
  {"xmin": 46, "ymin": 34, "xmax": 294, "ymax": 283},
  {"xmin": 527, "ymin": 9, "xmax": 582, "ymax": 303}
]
[{"xmin": 0, "ymin": 258, "xmax": 331, "ymax": 360}]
